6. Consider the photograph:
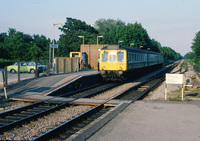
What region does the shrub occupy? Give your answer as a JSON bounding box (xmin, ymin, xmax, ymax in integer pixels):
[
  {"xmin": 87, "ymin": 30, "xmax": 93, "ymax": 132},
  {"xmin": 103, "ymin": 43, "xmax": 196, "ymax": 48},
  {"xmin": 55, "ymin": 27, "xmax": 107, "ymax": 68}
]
[{"xmin": 0, "ymin": 59, "xmax": 15, "ymax": 68}]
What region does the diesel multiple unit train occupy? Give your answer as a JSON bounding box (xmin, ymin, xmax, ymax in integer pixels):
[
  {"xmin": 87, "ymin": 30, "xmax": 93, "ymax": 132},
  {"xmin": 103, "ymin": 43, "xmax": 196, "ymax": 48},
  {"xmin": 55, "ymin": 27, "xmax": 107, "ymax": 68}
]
[{"xmin": 99, "ymin": 45, "xmax": 164, "ymax": 81}]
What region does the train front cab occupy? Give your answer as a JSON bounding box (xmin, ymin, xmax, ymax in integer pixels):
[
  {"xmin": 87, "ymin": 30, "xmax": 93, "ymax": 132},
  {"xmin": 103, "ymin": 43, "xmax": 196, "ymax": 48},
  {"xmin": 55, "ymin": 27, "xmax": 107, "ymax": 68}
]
[{"xmin": 99, "ymin": 49, "xmax": 127, "ymax": 81}]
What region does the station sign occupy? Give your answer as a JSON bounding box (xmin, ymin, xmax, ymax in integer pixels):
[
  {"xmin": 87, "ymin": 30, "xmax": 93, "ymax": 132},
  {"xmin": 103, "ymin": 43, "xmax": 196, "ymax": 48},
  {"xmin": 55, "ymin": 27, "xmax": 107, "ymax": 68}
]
[
  {"xmin": 165, "ymin": 73, "xmax": 184, "ymax": 84},
  {"xmin": 50, "ymin": 44, "xmax": 59, "ymax": 48}
]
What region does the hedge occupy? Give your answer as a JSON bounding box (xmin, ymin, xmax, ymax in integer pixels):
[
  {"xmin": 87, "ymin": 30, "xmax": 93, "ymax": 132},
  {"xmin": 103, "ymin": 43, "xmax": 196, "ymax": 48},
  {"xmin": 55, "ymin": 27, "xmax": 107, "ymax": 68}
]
[{"xmin": 0, "ymin": 59, "xmax": 15, "ymax": 68}]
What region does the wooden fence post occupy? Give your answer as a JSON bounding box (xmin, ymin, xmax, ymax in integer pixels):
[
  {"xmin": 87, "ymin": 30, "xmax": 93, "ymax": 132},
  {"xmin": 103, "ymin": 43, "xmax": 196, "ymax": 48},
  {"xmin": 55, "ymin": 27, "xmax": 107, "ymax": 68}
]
[
  {"xmin": 4, "ymin": 66, "xmax": 7, "ymax": 87},
  {"xmin": 18, "ymin": 62, "xmax": 20, "ymax": 82},
  {"xmin": 63, "ymin": 59, "xmax": 66, "ymax": 73}
]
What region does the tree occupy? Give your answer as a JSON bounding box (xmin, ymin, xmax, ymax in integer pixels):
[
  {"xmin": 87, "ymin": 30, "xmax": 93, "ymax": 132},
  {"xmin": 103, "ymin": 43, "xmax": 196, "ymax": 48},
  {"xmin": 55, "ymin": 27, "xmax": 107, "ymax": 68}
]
[
  {"xmin": 0, "ymin": 28, "xmax": 50, "ymax": 61},
  {"xmin": 94, "ymin": 18, "xmax": 125, "ymax": 35},
  {"xmin": 159, "ymin": 46, "xmax": 182, "ymax": 61},
  {"xmin": 32, "ymin": 35, "xmax": 50, "ymax": 60},
  {"xmin": 3, "ymin": 28, "xmax": 32, "ymax": 60},
  {"xmin": 151, "ymin": 39, "xmax": 161, "ymax": 53},
  {"xmin": 184, "ymin": 52, "xmax": 195, "ymax": 59},
  {"xmin": 28, "ymin": 44, "xmax": 43, "ymax": 60},
  {"xmin": 191, "ymin": 31, "xmax": 200, "ymax": 64},
  {"xmin": 58, "ymin": 17, "xmax": 99, "ymax": 57},
  {"xmin": 103, "ymin": 22, "xmax": 153, "ymax": 51}
]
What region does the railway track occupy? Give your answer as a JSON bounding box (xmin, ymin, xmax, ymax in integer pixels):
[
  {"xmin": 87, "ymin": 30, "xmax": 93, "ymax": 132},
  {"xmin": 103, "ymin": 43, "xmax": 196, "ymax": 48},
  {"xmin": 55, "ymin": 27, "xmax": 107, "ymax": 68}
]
[
  {"xmin": 0, "ymin": 83, "xmax": 121, "ymax": 137},
  {"xmin": 32, "ymin": 62, "xmax": 179, "ymax": 140},
  {"xmin": 0, "ymin": 61, "xmax": 180, "ymax": 140}
]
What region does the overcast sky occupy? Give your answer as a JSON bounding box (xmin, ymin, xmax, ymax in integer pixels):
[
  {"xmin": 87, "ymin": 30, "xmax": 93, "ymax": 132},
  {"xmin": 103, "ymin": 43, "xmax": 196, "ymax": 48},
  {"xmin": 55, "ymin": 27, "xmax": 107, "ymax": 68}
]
[{"xmin": 1, "ymin": 0, "xmax": 200, "ymax": 56}]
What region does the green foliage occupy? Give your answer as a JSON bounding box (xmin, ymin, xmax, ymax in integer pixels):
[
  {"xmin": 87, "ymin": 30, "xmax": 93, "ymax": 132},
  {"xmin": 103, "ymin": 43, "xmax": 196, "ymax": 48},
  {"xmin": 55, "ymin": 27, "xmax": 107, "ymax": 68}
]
[
  {"xmin": 184, "ymin": 52, "xmax": 195, "ymax": 59},
  {"xmin": 58, "ymin": 17, "xmax": 99, "ymax": 57},
  {"xmin": 197, "ymin": 93, "xmax": 200, "ymax": 98},
  {"xmin": 0, "ymin": 28, "xmax": 50, "ymax": 62},
  {"xmin": 0, "ymin": 17, "xmax": 182, "ymax": 65},
  {"xmin": 94, "ymin": 18, "xmax": 125, "ymax": 35},
  {"xmin": 191, "ymin": 31, "xmax": 200, "ymax": 57},
  {"xmin": 0, "ymin": 58, "xmax": 15, "ymax": 68},
  {"xmin": 159, "ymin": 46, "xmax": 182, "ymax": 61},
  {"xmin": 188, "ymin": 31, "xmax": 200, "ymax": 66},
  {"xmin": 169, "ymin": 96, "xmax": 181, "ymax": 101}
]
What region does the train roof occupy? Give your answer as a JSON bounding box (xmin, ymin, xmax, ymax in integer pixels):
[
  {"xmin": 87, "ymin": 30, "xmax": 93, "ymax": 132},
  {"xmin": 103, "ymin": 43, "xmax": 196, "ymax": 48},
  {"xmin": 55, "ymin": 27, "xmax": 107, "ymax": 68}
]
[{"xmin": 101, "ymin": 45, "xmax": 162, "ymax": 55}]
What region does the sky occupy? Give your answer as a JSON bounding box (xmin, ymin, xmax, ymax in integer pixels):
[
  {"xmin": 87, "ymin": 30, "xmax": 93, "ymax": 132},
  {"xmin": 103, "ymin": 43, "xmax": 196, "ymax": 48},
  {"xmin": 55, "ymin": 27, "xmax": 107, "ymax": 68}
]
[{"xmin": 1, "ymin": 0, "xmax": 200, "ymax": 56}]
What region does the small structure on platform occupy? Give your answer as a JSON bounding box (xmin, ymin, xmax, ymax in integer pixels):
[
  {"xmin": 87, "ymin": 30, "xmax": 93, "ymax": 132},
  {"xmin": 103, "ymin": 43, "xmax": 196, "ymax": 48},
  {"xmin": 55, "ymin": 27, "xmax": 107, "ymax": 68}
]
[{"xmin": 79, "ymin": 44, "xmax": 107, "ymax": 69}]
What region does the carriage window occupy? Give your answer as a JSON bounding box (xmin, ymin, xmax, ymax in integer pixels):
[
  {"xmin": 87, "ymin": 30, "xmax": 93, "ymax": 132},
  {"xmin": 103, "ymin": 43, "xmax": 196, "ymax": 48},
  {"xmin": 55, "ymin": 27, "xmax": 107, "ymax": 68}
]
[
  {"xmin": 109, "ymin": 51, "xmax": 116, "ymax": 62},
  {"xmin": 102, "ymin": 51, "xmax": 108, "ymax": 62},
  {"xmin": 117, "ymin": 52, "xmax": 124, "ymax": 62}
]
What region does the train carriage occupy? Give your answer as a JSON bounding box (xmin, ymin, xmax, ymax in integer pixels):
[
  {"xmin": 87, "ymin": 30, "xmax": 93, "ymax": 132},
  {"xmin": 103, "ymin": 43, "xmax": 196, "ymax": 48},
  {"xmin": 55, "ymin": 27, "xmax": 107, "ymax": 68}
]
[{"xmin": 99, "ymin": 45, "xmax": 164, "ymax": 81}]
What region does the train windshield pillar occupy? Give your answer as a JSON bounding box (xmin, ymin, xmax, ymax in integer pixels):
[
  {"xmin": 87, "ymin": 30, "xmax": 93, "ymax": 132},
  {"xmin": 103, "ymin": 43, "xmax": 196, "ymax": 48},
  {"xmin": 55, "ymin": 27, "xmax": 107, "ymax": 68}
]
[{"xmin": 109, "ymin": 51, "xmax": 116, "ymax": 62}]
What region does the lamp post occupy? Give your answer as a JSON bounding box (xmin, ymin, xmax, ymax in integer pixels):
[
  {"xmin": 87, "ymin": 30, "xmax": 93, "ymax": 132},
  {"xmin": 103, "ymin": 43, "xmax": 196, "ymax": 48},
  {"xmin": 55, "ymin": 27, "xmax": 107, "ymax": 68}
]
[
  {"xmin": 51, "ymin": 23, "xmax": 62, "ymax": 74},
  {"xmin": 97, "ymin": 35, "xmax": 103, "ymax": 49},
  {"xmin": 78, "ymin": 36, "xmax": 84, "ymax": 69},
  {"xmin": 118, "ymin": 40, "xmax": 123, "ymax": 45}
]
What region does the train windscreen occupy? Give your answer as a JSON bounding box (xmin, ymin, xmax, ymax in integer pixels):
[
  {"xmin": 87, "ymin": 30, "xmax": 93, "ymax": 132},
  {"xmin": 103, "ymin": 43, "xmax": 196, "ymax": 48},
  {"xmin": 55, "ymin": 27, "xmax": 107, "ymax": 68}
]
[
  {"xmin": 117, "ymin": 52, "xmax": 124, "ymax": 62},
  {"xmin": 102, "ymin": 51, "xmax": 108, "ymax": 62}
]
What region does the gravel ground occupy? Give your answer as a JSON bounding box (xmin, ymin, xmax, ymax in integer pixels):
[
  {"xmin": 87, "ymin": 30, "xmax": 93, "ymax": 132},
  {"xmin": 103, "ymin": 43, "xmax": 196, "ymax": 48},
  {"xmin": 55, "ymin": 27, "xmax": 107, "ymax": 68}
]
[
  {"xmin": 0, "ymin": 105, "xmax": 94, "ymax": 140},
  {"xmin": 0, "ymin": 99, "xmax": 31, "ymax": 113},
  {"xmin": 91, "ymin": 82, "xmax": 140, "ymax": 100},
  {"xmin": 143, "ymin": 60, "xmax": 200, "ymax": 101}
]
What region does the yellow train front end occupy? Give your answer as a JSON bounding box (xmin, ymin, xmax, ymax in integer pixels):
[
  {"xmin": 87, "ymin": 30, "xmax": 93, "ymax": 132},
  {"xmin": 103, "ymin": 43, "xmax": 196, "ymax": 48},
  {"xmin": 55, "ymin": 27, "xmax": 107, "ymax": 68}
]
[{"xmin": 99, "ymin": 49, "xmax": 127, "ymax": 81}]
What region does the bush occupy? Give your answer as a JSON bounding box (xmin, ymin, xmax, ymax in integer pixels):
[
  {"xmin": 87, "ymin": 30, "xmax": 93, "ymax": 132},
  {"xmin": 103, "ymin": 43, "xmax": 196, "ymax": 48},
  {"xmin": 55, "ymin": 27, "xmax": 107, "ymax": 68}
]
[{"xmin": 0, "ymin": 58, "xmax": 15, "ymax": 68}]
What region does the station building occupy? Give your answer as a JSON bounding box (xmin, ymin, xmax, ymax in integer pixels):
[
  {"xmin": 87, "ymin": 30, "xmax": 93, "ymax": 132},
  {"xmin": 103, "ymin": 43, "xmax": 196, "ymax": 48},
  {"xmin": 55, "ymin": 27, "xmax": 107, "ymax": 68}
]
[{"xmin": 79, "ymin": 44, "xmax": 107, "ymax": 69}]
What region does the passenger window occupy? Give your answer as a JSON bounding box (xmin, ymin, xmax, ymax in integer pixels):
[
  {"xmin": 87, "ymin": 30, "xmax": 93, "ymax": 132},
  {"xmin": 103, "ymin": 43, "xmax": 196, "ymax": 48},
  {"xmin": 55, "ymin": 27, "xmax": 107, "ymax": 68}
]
[
  {"xmin": 102, "ymin": 52, "xmax": 108, "ymax": 62},
  {"xmin": 117, "ymin": 52, "xmax": 124, "ymax": 62}
]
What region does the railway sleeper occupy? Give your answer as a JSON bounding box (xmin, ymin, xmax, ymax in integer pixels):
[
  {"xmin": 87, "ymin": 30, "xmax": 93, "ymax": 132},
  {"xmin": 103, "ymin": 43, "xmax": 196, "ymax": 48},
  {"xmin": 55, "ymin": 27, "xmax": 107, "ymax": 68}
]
[
  {"xmin": 29, "ymin": 109, "xmax": 48, "ymax": 112},
  {"xmin": 21, "ymin": 111, "xmax": 37, "ymax": 114},
  {"xmin": 0, "ymin": 123, "xmax": 8, "ymax": 126},
  {"xmin": 59, "ymin": 132, "xmax": 72, "ymax": 138},
  {"xmin": 0, "ymin": 119, "xmax": 15, "ymax": 122},
  {"xmin": 77, "ymin": 123, "xmax": 87, "ymax": 127},
  {"xmin": 13, "ymin": 114, "xmax": 29, "ymax": 117},
  {"xmin": 52, "ymin": 137, "xmax": 66, "ymax": 141},
  {"xmin": 72, "ymin": 125, "xmax": 83, "ymax": 130},
  {"xmin": 5, "ymin": 116, "xmax": 22, "ymax": 120},
  {"xmin": 66, "ymin": 129, "xmax": 79, "ymax": 134},
  {"xmin": 87, "ymin": 117, "xmax": 96, "ymax": 121}
]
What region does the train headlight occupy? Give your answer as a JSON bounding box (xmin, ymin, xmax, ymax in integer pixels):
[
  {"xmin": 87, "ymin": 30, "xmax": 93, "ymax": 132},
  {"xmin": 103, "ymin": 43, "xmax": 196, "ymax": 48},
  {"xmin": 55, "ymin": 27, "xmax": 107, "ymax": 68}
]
[
  {"xmin": 100, "ymin": 70, "xmax": 106, "ymax": 75},
  {"xmin": 118, "ymin": 70, "xmax": 123, "ymax": 75}
]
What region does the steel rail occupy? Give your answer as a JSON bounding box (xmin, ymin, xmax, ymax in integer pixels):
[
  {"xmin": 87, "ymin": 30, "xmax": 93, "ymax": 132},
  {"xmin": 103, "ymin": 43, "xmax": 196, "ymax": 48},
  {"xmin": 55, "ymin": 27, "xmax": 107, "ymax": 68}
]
[{"xmin": 33, "ymin": 61, "xmax": 180, "ymax": 140}]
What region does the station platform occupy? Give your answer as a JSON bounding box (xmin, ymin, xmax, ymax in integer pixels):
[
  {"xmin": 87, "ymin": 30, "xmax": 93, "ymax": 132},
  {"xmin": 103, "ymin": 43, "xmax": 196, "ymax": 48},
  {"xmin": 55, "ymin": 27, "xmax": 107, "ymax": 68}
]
[
  {"xmin": 0, "ymin": 70, "xmax": 99, "ymax": 100},
  {"xmin": 87, "ymin": 100, "xmax": 200, "ymax": 141}
]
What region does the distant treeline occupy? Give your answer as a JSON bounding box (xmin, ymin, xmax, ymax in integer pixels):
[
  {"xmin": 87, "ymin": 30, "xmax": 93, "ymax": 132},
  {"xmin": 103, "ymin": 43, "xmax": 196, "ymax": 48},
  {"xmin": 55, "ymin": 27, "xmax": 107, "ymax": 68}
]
[{"xmin": 0, "ymin": 17, "xmax": 182, "ymax": 64}]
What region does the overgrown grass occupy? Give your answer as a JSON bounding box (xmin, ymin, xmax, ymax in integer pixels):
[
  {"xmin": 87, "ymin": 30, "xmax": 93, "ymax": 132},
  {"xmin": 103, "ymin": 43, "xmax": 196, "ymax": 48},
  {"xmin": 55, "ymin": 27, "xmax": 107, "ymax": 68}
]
[
  {"xmin": 169, "ymin": 96, "xmax": 181, "ymax": 101},
  {"xmin": 196, "ymin": 93, "xmax": 200, "ymax": 98}
]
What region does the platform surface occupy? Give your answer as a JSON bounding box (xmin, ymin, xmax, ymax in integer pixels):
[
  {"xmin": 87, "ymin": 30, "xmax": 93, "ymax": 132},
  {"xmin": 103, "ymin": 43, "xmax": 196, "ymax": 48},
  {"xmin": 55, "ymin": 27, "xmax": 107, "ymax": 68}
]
[
  {"xmin": 87, "ymin": 100, "xmax": 200, "ymax": 141},
  {"xmin": 0, "ymin": 70, "xmax": 98, "ymax": 100}
]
